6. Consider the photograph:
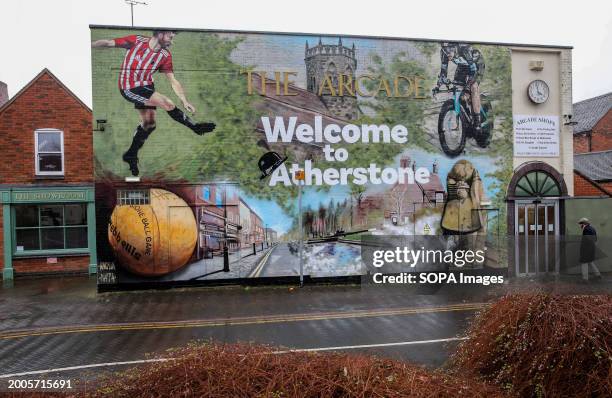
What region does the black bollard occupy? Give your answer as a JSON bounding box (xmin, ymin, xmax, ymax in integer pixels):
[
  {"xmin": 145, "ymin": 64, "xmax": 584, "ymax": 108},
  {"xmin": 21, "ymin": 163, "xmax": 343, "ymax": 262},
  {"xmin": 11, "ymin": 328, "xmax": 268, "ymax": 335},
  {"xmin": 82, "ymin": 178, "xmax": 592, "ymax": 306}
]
[{"xmin": 223, "ymin": 245, "xmax": 230, "ymax": 272}]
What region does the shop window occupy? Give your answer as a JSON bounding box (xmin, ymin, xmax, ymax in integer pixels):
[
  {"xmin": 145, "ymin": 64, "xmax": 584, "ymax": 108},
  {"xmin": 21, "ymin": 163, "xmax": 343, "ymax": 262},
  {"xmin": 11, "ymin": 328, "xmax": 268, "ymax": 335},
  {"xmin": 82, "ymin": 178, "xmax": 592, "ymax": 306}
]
[
  {"xmin": 14, "ymin": 204, "xmax": 88, "ymax": 253},
  {"xmin": 35, "ymin": 129, "xmax": 64, "ymax": 176},
  {"xmin": 117, "ymin": 189, "xmax": 150, "ymax": 205}
]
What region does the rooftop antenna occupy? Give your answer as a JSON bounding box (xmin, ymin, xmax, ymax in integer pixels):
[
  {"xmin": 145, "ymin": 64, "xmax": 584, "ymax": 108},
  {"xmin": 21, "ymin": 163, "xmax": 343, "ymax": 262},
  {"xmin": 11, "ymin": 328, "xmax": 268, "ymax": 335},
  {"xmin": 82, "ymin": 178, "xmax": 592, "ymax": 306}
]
[{"xmin": 124, "ymin": 0, "xmax": 147, "ymax": 27}]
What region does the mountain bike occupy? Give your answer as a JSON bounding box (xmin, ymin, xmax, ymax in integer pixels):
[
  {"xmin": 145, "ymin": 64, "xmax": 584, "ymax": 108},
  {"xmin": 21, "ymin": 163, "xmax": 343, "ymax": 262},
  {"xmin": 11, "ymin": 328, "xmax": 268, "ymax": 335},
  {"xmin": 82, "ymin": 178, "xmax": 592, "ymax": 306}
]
[{"xmin": 432, "ymin": 81, "xmax": 493, "ymax": 157}]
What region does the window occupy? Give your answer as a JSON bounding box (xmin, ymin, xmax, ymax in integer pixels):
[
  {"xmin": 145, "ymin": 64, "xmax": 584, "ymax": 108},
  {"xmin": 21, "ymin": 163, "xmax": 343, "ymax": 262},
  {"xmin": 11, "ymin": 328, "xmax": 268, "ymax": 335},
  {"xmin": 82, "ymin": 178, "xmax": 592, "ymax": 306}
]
[
  {"xmin": 35, "ymin": 129, "xmax": 64, "ymax": 176},
  {"xmin": 515, "ymin": 171, "xmax": 561, "ymax": 197},
  {"xmin": 14, "ymin": 204, "xmax": 88, "ymax": 253},
  {"xmin": 215, "ymin": 189, "xmax": 223, "ymax": 208},
  {"xmin": 117, "ymin": 190, "xmax": 150, "ymax": 205},
  {"xmin": 202, "ymin": 187, "xmax": 210, "ymax": 201}
]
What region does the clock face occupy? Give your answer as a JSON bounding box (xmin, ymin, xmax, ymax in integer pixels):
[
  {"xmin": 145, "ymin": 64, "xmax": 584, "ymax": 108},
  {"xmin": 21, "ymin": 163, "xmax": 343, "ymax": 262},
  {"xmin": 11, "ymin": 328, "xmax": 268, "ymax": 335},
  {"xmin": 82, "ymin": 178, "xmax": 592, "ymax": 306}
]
[{"xmin": 528, "ymin": 80, "xmax": 549, "ymax": 104}]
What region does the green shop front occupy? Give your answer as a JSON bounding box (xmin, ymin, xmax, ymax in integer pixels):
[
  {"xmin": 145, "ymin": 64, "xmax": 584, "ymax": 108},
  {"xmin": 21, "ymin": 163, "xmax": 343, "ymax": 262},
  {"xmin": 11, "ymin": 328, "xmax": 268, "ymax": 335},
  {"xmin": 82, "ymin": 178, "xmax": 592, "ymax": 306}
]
[{"xmin": 1, "ymin": 187, "xmax": 97, "ymax": 280}]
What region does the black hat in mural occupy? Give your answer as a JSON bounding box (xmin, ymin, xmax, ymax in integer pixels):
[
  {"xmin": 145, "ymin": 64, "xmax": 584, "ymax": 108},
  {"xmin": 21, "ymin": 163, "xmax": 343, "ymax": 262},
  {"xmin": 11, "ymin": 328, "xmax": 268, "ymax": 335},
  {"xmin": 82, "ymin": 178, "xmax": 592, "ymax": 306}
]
[{"xmin": 258, "ymin": 151, "xmax": 288, "ymax": 180}]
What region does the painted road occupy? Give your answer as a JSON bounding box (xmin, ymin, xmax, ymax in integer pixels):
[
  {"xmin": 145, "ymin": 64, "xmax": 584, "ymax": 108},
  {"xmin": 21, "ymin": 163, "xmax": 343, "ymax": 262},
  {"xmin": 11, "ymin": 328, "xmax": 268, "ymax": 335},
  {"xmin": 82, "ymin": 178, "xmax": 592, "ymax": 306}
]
[
  {"xmin": 251, "ymin": 242, "xmax": 362, "ymax": 278},
  {"xmin": 251, "ymin": 243, "xmax": 299, "ymax": 277}
]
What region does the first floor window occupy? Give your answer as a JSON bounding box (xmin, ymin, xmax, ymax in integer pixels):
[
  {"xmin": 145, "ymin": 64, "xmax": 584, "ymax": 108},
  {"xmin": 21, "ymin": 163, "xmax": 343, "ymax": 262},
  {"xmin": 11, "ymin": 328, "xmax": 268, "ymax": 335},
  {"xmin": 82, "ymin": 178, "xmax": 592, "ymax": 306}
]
[
  {"xmin": 35, "ymin": 129, "xmax": 64, "ymax": 176},
  {"xmin": 14, "ymin": 204, "xmax": 88, "ymax": 252}
]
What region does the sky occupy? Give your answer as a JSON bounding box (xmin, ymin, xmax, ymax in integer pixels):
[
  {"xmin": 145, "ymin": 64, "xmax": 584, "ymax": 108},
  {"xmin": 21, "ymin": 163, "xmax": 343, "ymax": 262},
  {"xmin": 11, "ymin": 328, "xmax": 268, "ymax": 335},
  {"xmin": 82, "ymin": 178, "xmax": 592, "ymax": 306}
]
[{"xmin": 1, "ymin": 0, "xmax": 610, "ymax": 106}]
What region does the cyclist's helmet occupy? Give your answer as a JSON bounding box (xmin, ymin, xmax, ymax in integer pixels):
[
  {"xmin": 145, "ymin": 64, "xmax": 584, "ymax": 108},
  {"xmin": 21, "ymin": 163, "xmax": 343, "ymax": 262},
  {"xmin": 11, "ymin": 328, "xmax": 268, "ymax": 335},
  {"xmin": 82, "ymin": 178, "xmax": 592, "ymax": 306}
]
[{"xmin": 441, "ymin": 42, "xmax": 458, "ymax": 57}]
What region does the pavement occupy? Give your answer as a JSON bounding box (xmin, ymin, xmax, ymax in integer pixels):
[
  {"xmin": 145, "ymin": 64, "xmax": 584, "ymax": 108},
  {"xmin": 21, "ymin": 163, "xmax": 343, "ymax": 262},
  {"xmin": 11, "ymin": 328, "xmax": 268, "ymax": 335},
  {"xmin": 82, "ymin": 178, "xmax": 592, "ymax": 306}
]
[{"xmin": 0, "ymin": 272, "xmax": 610, "ymax": 391}]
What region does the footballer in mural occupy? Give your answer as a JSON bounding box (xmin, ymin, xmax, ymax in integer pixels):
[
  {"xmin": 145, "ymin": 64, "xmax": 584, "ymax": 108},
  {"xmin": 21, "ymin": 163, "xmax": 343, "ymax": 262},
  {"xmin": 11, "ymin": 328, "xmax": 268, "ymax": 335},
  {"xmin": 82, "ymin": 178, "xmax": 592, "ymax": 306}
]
[
  {"xmin": 92, "ymin": 30, "xmax": 216, "ymax": 177},
  {"xmin": 91, "ymin": 27, "xmax": 512, "ymax": 285}
]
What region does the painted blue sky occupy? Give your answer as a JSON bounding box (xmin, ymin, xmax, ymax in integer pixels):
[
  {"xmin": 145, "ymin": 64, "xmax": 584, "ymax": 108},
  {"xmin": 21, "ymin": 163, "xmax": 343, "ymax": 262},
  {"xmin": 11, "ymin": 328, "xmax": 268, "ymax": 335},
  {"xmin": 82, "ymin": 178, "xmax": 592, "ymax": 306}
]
[{"xmin": 238, "ymin": 185, "xmax": 351, "ymax": 235}]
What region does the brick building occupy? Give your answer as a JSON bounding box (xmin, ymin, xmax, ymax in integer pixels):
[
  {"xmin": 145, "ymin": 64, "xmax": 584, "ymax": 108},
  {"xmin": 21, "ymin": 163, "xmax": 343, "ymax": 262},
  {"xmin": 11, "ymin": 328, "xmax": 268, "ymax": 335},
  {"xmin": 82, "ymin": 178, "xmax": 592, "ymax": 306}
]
[
  {"xmin": 573, "ymin": 92, "xmax": 612, "ymax": 153},
  {"xmin": 194, "ymin": 185, "xmax": 241, "ymax": 257},
  {"xmin": 574, "ymin": 151, "xmax": 612, "ymax": 197},
  {"xmin": 0, "ymin": 69, "xmax": 97, "ymax": 280},
  {"xmin": 572, "ymin": 92, "xmax": 612, "ymax": 197}
]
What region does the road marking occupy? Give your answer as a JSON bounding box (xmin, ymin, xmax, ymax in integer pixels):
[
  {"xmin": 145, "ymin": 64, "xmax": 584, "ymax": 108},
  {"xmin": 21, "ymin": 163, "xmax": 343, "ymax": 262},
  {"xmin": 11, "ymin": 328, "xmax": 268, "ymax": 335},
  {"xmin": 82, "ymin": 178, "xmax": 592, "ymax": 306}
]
[
  {"xmin": 272, "ymin": 336, "xmax": 468, "ymax": 353},
  {"xmin": 248, "ymin": 246, "xmax": 275, "ymax": 278},
  {"xmin": 0, "ymin": 359, "xmax": 174, "ymax": 379},
  {"xmin": 0, "ymin": 337, "xmax": 467, "ymax": 378},
  {"xmin": 0, "ymin": 303, "xmax": 485, "ymax": 340}
]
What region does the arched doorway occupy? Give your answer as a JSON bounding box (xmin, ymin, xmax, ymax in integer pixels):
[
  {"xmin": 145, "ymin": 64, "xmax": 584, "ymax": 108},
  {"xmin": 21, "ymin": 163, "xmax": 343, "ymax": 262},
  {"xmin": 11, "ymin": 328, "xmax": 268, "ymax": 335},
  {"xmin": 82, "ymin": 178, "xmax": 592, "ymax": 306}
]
[{"xmin": 507, "ymin": 162, "xmax": 568, "ymax": 276}]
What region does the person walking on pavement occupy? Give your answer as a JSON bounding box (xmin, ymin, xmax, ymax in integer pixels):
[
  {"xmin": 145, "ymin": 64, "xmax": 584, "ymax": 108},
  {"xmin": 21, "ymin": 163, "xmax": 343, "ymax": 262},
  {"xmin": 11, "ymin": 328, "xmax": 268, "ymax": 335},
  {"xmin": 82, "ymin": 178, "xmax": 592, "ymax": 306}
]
[{"xmin": 579, "ymin": 218, "xmax": 601, "ymax": 281}]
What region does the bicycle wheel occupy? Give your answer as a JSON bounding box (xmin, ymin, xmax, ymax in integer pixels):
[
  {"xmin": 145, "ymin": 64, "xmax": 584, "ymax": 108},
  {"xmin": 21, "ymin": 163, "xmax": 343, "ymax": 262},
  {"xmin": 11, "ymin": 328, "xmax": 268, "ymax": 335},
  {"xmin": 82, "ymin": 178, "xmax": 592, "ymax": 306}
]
[{"xmin": 438, "ymin": 99, "xmax": 466, "ymax": 157}]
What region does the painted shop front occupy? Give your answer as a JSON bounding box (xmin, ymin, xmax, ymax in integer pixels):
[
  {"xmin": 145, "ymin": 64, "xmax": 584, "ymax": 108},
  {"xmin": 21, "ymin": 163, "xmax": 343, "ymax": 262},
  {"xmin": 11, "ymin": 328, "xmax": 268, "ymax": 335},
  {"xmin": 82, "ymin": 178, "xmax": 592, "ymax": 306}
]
[{"xmin": 90, "ymin": 25, "xmax": 575, "ymax": 289}]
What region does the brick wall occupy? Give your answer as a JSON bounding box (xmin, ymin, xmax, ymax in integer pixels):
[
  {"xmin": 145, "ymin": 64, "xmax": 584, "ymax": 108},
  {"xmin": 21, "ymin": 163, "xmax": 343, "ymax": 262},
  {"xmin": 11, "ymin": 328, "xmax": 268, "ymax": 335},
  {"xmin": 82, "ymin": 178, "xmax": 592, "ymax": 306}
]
[
  {"xmin": 0, "ymin": 71, "xmax": 93, "ymax": 185},
  {"xmin": 573, "ymin": 133, "xmax": 590, "ymax": 153},
  {"xmin": 573, "ymin": 109, "xmax": 612, "ymax": 154},
  {"xmin": 600, "ymin": 181, "xmax": 612, "ymax": 192},
  {"xmin": 591, "ymin": 109, "xmax": 612, "ymax": 152},
  {"xmin": 12, "ymin": 256, "xmax": 90, "ymax": 275},
  {"xmin": 574, "ymin": 171, "xmax": 611, "ymax": 197}
]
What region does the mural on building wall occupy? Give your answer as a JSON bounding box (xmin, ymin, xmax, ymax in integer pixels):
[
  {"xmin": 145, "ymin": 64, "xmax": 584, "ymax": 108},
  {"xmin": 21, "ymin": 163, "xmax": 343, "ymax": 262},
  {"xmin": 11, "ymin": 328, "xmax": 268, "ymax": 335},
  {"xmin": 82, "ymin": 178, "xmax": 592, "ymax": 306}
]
[{"xmin": 91, "ymin": 27, "xmax": 513, "ymax": 285}]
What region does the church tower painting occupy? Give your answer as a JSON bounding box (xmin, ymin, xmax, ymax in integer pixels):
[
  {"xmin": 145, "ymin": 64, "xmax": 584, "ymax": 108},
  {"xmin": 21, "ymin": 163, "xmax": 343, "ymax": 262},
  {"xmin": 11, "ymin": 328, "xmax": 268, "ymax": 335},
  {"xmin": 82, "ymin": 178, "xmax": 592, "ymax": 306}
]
[{"xmin": 305, "ymin": 38, "xmax": 358, "ymax": 120}]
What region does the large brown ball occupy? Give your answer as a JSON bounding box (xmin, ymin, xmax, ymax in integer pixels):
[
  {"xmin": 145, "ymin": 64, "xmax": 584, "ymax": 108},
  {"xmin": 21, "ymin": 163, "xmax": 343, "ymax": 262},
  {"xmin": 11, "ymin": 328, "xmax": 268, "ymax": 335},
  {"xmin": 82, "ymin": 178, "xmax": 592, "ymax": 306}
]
[{"xmin": 108, "ymin": 188, "xmax": 197, "ymax": 276}]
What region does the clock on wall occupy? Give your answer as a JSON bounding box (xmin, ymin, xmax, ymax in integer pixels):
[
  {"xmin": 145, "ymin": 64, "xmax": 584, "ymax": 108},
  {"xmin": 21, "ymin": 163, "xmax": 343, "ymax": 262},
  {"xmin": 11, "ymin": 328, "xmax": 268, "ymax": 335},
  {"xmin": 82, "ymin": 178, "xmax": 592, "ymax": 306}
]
[{"xmin": 527, "ymin": 79, "xmax": 549, "ymax": 104}]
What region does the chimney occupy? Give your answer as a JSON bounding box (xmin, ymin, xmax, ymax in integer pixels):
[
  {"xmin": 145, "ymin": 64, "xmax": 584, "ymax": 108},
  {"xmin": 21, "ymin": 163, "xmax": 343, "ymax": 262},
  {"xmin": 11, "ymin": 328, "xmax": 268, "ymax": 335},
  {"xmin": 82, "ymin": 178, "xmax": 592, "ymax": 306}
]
[
  {"xmin": 0, "ymin": 81, "xmax": 8, "ymax": 108},
  {"xmin": 432, "ymin": 160, "xmax": 439, "ymax": 174},
  {"xmin": 400, "ymin": 156, "xmax": 410, "ymax": 168}
]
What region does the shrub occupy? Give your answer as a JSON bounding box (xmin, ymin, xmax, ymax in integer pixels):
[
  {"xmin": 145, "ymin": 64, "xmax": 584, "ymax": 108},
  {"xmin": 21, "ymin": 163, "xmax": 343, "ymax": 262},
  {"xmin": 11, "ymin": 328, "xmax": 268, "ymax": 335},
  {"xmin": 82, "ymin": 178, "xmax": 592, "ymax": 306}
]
[{"xmin": 450, "ymin": 294, "xmax": 612, "ymax": 397}]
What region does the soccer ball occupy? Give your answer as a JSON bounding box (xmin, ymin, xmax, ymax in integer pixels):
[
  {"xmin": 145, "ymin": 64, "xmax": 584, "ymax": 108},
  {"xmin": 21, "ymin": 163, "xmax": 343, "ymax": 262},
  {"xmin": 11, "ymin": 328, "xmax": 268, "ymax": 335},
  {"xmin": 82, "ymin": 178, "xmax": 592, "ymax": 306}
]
[{"xmin": 108, "ymin": 188, "xmax": 197, "ymax": 276}]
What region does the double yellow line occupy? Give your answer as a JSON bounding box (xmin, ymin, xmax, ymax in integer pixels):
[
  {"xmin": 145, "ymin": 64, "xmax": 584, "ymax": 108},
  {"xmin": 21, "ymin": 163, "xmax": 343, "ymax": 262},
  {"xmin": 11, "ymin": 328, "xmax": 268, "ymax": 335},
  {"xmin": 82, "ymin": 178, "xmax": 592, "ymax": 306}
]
[
  {"xmin": 0, "ymin": 302, "xmax": 486, "ymax": 341},
  {"xmin": 248, "ymin": 246, "xmax": 275, "ymax": 278}
]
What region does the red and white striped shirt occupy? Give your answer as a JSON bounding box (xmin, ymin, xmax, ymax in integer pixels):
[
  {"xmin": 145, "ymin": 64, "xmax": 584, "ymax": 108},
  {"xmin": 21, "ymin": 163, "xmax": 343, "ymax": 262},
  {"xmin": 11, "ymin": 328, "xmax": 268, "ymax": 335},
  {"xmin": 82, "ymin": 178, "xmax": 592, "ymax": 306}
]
[{"xmin": 114, "ymin": 35, "xmax": 173, "ymax": 90}]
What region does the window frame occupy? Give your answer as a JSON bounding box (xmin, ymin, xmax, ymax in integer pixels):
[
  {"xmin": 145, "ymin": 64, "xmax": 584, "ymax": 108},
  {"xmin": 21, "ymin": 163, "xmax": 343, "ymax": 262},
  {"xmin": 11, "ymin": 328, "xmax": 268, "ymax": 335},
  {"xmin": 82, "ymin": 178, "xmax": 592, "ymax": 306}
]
[
  {"xmin": 514, "ymin": 171, "xmax": 561, "ymax": 198},
  {"xmin": 34, "ymin": 128, "xmax": 65, "ymax": 176},
  {"xmin": 215, "ymin": 189, "xmax": 223, "ymax": 208},
  {"xmin": 12, "ymin": 203, "xmax": 89, "ymax": 257},
  {"xmin": 202, "ymin": 187, "xmax": 210, "ymax": 201},
  {"xmin": 117, "ymin": 189, "xmax": 150, "ymax": 205}
]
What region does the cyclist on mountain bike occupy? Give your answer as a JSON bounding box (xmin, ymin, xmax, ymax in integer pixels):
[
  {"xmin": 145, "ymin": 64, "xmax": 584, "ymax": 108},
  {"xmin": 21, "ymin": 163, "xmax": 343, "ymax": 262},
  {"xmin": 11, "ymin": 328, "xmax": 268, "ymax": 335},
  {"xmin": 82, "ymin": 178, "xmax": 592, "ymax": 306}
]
[{"xmin": 436, "ymin": 42, "xmax": 485, "ymax": 133}]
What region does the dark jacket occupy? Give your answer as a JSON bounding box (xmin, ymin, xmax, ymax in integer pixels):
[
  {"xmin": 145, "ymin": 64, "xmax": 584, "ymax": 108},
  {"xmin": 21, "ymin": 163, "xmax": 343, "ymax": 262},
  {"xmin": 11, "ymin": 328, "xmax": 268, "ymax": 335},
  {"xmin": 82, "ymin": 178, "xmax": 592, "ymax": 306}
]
[{"xmin": 580, "ymin": 224, "xmax": 597, "ymax": 263}]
